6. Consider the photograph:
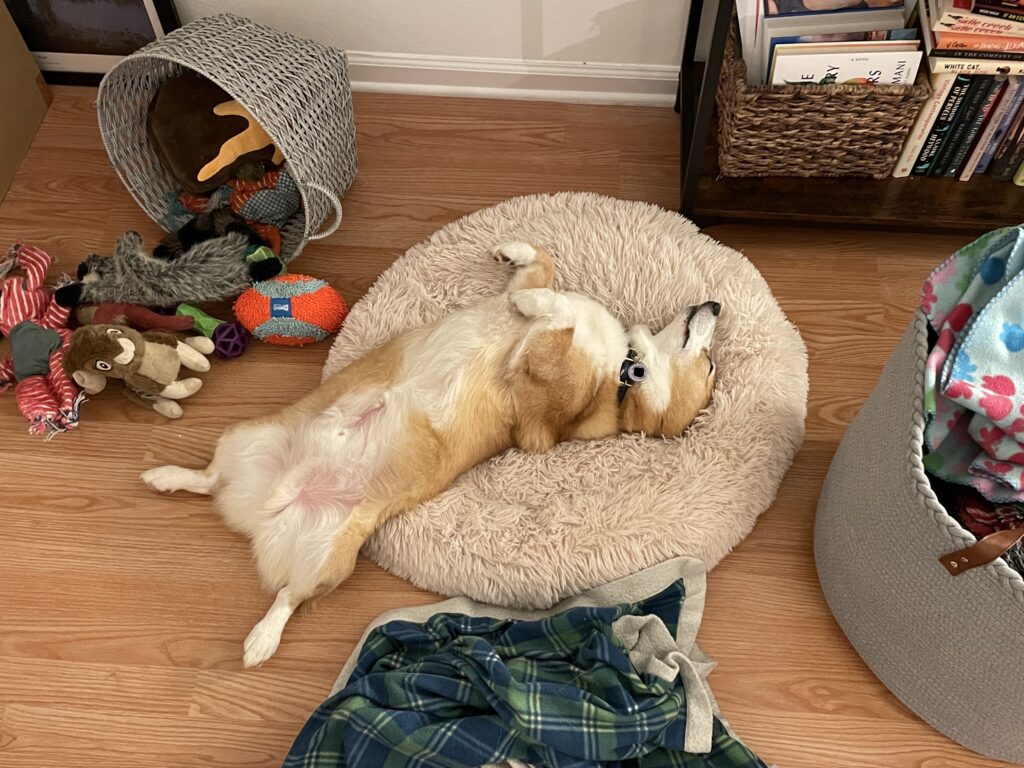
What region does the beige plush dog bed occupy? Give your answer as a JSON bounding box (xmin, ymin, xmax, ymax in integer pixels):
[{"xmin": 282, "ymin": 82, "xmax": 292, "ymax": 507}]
[{"xmin": 323, "ymin": 192, "xmax": 807, "ymax": 607}]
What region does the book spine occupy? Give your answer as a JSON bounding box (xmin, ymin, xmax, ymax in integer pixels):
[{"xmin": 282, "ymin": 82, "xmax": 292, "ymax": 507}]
[
  {"xmin": 990, "ymin": 103, "xmax": 1024, "ymax": 176},
  {"xmin": 932, "ymin": 47, "xmax": 1024, "ymax": 60},
  {"xmin": 962, "ymin": 77, "xmax": 1020, "ymax": 178},
  {"xmin": 995, "ymin": 131, "xmax": 1024, "ymax": 176},
  {"xmin": 935, "ymin": 11, "xmax": 1024, "ymax": 34},
  {"xmin": 979, "ymin": 78, "xmax": 1024, "ymax": 171},
  {"xmin": 894, "ymin": 73, "xmax": 957, "ymax": 176},
  {"xmin": 929, "ymin": 56, "xmax": 1024, "ymax": 74},
  {"xmin": 1001, "ymin": 127, "xmax": 1024, "ymax": 174},
  {"xmin": 973, "ymin": 3, "xmax": 1024, "ymax": 22},
  {"xmin": 975, "ymin": 0, "xmax": 1024, "ymax": 9},
  {"xmin": 932, "ymin": 76, "xmax": 995, "ymax": 175},
  {"xmin": 913, "ymin": 74, "xmax": 974, "ymax": 175},
  {"xmin": 946, "ymin": 78, "xmax": 1004, "ymax": 175},
  {"xmin": 936, "ymin": 32, "xmax": 1024, "ymax": 51}
]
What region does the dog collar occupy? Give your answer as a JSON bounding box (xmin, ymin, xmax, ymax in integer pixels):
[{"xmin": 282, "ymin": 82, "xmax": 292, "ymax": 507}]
[{"xmin": 617, "ymin": 347, "xmax": 647, "ymax": 404}]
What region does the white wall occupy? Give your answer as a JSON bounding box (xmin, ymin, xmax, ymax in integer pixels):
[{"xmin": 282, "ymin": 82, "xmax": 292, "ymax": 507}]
[{"xmin": 175, "ymin": 0, "xmax": 692, "ymax": 104}]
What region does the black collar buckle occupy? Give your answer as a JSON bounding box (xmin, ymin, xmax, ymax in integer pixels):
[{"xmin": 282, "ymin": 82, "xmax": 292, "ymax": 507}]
[{"xmin": 617, "ymin": 347, "xmax": 647, "ymax": 404}]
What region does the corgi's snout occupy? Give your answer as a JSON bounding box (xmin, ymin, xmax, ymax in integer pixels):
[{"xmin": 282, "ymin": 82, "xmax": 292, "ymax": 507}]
[{"xmin": 692, "ymin": 300, "xmax": 720, "ymax": 317}]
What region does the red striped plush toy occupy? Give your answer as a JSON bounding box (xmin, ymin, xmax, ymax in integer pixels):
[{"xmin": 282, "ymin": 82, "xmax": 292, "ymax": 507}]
[{"xmin": 0, "ymin": 243, "xmax": 82, "ymax": 436}]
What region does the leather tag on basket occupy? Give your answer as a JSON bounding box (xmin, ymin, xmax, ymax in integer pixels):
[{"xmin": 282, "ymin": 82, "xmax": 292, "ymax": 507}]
[{"xmin": 940, "ymin": 528, "xmax": 1024, "ymax": 575}]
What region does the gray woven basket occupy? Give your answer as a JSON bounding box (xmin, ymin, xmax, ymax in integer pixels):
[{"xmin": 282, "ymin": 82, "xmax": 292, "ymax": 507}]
[
  {"xmin": 816, "ymin": 313, "xmax": 1024, "ymax": 764},
  {"xmin": 96, "ymin": 13, "xmax": 357, "ymax": 262}
]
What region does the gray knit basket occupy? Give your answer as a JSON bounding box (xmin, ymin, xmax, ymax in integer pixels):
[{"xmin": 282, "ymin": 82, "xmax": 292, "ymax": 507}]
[
  {"xmin": 96, "ymin": 13, "xmax": 357, "ymax": 262},
  {"xmin": 816, "ymin": 312, "xmax": 1024, "ymax": 764}
]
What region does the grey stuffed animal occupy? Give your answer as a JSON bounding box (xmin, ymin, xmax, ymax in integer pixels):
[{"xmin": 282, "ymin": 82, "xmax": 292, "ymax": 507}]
[{"xmin": 54, "ymin": 227, "xmax": 282, "ymax": 309}]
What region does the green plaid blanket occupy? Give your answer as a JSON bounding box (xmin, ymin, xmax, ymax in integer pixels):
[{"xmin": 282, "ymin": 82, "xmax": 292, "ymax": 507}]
[{"xmin": 284, "ymin": 560, "xmax": 768, "ymax": 768}]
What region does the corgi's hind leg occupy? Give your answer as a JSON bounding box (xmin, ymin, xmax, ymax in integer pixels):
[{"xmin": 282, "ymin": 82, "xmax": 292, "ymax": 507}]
[
  {"xmin": 141, "ymin": 464, "xmax": 218, "ymax": 494},
  {"xmin": 313, "ymin": 485, "xmax": 448, "ymax": 604},
  {"xmin": 148, "ymin": 420, "xmax": 287, "ymax": 498},
  {"xmin": 239, "ymin": 439, "xmax": 454, "ymax": 668},
  {"xmin": 243, "ymin": 584, "xmax": 306, "ymax": 668},
  {"xmin": 492, "ymin": 242, "xmax": 554, "ymax": 291},
  {"xmin": 241, "ymin": 505, "xmax": 382, "ymax": 668}
]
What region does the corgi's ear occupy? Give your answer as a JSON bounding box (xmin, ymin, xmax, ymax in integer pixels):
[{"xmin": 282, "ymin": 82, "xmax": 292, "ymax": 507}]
[
  {"xmin": 655, "ymin": 302, "xmax": 721, "ymax": 357},
  {"xmin": 654, "ymin": 313, "xmax": 688, "ymax": 351}
]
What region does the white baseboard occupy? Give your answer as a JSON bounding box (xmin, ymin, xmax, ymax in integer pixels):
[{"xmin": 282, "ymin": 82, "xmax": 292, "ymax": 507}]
[{"xmin": 346, "ymin": 51, "xmax": 679, "ymax": 106}]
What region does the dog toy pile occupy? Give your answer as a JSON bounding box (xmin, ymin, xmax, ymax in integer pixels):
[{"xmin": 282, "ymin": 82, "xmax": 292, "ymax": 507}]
[
  {"xmin": 0, "ymin": 244, "xmax": 82, "ymax": 436},
  {"xmin": 1, "ymin": 237, "xmax": 343, "ymax": 434},
  {"xmin": 922, "ymin": 225, "xmax": 1024, "ymax": 502},
  {"xmin": 54, "ymin": 67, "xmax": 313, "ymax": 311},
  {"xmin": 234, "ymin": 274, "xmax": 347, "ymax": 346},
  {"xmin": 150, "ymin": 73, "xmax": 300, "ymax": 258},
  {"xmin": 1, "ymin": 68, "xmax": 350, "ymax": 434}
]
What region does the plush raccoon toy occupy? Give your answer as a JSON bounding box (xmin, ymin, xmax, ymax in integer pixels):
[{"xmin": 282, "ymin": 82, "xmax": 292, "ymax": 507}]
[{"xmin": 55, "ymin": 210, "xmax": 283, "ymax": 309}]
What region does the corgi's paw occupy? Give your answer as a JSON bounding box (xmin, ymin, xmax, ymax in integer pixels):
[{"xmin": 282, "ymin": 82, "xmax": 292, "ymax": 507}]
[
  {"xmin": 141, "ymin": 465, "xmax": 215, "ymax": 494},
  {"xmin": 509, "ymin": 289, "xmax": 575, "ymax": 328},
  {"xmin": 491, "ymin": 242, "xmax": 538, "ymax": 267},
  {"xmin": 243, "ymin": 618, "xmax": 283, "ymax": 668},
  {"xmin": 141, "ymin": 465, "xmax": 188, "ymax": 493}
]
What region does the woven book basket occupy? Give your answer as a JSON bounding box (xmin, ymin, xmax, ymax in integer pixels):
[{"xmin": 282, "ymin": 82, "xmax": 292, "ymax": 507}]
[
  {"xmin": 96, "ymin": 13, "xmax": 357, "ymax": 262},
  {"xmin": 715, "ymin": 23, "xmax": 930, "ymax": 179}
]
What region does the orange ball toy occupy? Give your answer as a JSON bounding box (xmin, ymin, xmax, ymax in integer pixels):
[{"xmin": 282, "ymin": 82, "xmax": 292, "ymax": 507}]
[{"xmin": 233, "ymin": 274, "xmax": 347, "ymax": 346}]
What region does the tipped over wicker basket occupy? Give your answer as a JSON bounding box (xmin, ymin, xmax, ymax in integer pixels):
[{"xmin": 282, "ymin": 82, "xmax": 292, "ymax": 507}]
[
  {"xmin": 715, "ymin": 22, "xmax": 930, "ymax": 179},
  {"xmin": 96, "ymin": 13, "xmax": 357, "ymax": 262}
]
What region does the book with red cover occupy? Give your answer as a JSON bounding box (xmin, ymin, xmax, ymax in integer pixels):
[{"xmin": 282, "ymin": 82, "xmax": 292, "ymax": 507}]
[
  {"xmin": 932, "ymin": 0, "xmax": 1024, "ymax": 35},
  {"xmin": 936, "ymin": 31, "xmax": 1024, "ymax": 49}
]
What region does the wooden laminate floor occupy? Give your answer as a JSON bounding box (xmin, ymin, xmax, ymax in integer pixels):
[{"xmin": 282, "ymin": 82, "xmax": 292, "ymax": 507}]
[{"xmin": 0, "ymin": 87, "xmax": 1008, "ymax": 767}]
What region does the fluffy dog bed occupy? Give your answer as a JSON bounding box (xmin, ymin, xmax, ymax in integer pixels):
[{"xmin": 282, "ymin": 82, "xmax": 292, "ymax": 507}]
[{"xmin": 323, "ymin": 192, "xmax": 807, "ymax": 608}]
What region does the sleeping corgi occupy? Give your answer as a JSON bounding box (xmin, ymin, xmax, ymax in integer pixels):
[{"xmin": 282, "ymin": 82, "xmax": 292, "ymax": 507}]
[{"xmin": 141, "ymin": 243, "xmax": 720, "ymax": 667}]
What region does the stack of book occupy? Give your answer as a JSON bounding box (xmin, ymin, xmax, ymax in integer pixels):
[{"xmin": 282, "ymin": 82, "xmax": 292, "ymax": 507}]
[
  {"xmin": 736, "ymin": 0, "xmax": 923, "ymax": 86},
  {"xmin": 893, "ymin": 0, "xmax": 1024, "ymax": 181}
]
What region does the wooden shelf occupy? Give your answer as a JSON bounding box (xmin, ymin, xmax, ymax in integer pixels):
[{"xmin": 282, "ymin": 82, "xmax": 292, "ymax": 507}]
[{"xmin": 692, "ymin": 116, "xmax": 1024, "ymax": 233}]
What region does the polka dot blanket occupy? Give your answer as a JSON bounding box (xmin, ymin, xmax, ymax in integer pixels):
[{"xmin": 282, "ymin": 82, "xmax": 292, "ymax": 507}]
[{"xmin": 922, "ymin": 224, "xmax": 1024, "ymax": 501}]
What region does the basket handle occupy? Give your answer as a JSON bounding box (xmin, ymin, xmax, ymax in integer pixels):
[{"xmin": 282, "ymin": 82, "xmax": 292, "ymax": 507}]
[
  {"xmin": 305, "ymin": 182, "xmax": 344, "ymax": 241},
  {"xmin": 940, "ymin": 527, "xmax": 1024, "ymax": 575}
]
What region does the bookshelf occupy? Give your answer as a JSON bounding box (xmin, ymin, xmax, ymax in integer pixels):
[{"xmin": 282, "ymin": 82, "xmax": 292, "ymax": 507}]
[{"xmin": 678, "ymin": 0, "xmax": 1023, "ymax": 233}]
